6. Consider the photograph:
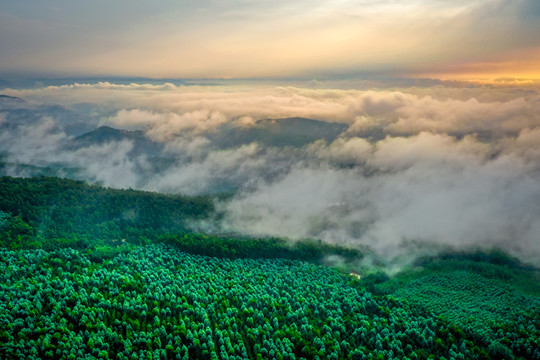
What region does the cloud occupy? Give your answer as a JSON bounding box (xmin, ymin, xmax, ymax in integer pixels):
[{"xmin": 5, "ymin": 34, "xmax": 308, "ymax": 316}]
[
  {"xmin": 0, "ymin": 116, "xmax": 67, "ymax": 164},
  {"xmin": 220, "ymin": 133, "xmax": 540, "ymax": 264},
  {"xmin": 369, "ymin": 133, "xmax": 490, "ymax": 171},
  {"xmin": 7, "ymin": 83, "xmax": 540, "ymax": 139},
  {"xmin": 389, "ymin": 96, "xmax": 538, "ymax": 135},
  {"xmin": 2, "ymin": 82, "xmax": 540, "ymax": 265},
  {"xmin": 504, "ymin": 127, "xmax": 540, "ymax": 166},
  {"xmin": 109, "ymin": 108, "xmax": 228, "ymax": 142},
  {"xmin": 321, "ymin": 137, "xmax": 373, "ymax": 166},
  {"xmin": 58, "ymin": 141, "xmax": 148, "ymax": 189},
  {"xmin": 145, "ymin": 144, "xmax": 272, "ymax": 195}
]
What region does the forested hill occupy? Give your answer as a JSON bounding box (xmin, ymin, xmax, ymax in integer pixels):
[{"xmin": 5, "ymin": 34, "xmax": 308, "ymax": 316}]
[
  {"xmin": 0, "ymin": 176, "xmax": 213, "ymax": 249},
  {"xmin": 0, "ymin": 176, "xmax": 364, "ymax": 264},
  {"xmin": 0, "ymin": 175, "xmax": 539, "ymax": 359}
]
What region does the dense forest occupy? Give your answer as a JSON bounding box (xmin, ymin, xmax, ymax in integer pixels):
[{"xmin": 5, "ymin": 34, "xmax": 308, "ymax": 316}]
[
  {"xmin": 0, "ymin": 176, "xmax": 213, "ymax": 247},
  {"xmin": 0, "ymin": 176, "xmax": 363, "ymax": 264},
  {"xmin": 1, "ymin": 176, "xmax": 539, "ymax": 359}
]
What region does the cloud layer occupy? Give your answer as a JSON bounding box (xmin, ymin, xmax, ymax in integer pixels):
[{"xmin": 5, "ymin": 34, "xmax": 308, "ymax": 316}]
[{"xmin": 1, "ymin": 82, "xmax": 540, "ymax": 264}]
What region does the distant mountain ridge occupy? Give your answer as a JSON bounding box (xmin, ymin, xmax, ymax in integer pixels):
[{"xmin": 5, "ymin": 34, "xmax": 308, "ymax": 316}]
[
  {"xmin": 0, "ymin": 94, "xmax": 98, "ymax": 136},
  {"xmin": 211, "ymin": 117, "xmax": 348, "ymax": 148},
  {"xmin": 0, "ymin": 94, "xmax": 24, "ymax": 102},
  {"xmin": 2, "ymin": 118, "xmax": 350, "ymax": 189},
  {"xmin": 72, "ymin": 117, "xmax": 349, "ymax": 153},
  {"xmin": 74, "ymin": 126, "xmax": 144, "ymax": 144},
  {"xmin": 69, "ymin": 126, "xmax": 164, "ymax": 157},
  {"xmin": 0, "ymin": 94, "xmax": 26, "ymax": 107}
]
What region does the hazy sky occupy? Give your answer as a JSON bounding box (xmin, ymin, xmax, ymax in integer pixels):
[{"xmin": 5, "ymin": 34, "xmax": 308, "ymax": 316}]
[{"xmin": 1, "ymin": 0, "xmax": 539, "ymax": 80}]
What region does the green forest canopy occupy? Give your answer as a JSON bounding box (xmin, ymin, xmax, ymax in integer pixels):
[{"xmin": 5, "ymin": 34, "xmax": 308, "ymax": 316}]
[{"xmin": 0, "ymin": 175, "xmax": 539, "ymax": 359}]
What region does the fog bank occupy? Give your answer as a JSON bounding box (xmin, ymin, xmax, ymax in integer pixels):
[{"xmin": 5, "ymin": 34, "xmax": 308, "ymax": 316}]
[{"xmin": 1, "ymin": 82, "xmax": 539, "ymax": 264}]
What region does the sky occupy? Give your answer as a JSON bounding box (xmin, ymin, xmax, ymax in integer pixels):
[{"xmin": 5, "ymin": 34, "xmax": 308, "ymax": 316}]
[{"xmin": 1, "ymin": 0, "xmax": 540, "ymax": 80}]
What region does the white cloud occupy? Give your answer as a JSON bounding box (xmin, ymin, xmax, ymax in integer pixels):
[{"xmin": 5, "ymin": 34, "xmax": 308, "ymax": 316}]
[
  {"xmin": 221, "ymin": 135, "xmax": 540, "ymax": 264},
  {"xmin": 7, "ymin": 84, "xmax": 540, "ymax": 138},
  {"xmin": 2, "ymin": 82, "xmax": 540, "ymax": 264},
  {"xmin": 0, "ymin": 116, "xmax": 67, "ymax": 164},
  {"xmin": 60, "ymin": 141, "xmax": 147, "ymax": 189}
]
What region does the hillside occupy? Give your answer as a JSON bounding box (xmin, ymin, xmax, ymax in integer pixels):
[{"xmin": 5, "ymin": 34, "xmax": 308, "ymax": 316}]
[
  {"xmin": 0, "ymin": 176, "xmax": 364, "ymax": 264},
  {"xmin": 0, "ymin": 175, "xmax": 539, "ymax": 359},
  {"xmin": 0, "ymin": 176, "xmax": 212, "ymax": 249},
  {"xmin": 1, "ymin": 244, "xmax": 537, "ymax": 360}
]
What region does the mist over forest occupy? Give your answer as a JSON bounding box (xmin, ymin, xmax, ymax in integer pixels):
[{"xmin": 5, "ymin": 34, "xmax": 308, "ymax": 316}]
[
  {"xmin": 1, "ymin": 81, "xmax": 539, "ymax": 266},
  {"xmin": 2, "ymin": 0, "xmax": 540, "ymax": 358}
]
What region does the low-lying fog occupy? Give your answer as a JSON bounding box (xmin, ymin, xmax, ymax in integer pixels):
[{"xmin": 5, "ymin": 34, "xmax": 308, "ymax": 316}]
[{"xmin": 1, "ymin": 81, "xmax": 539, "ymax": 264}]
